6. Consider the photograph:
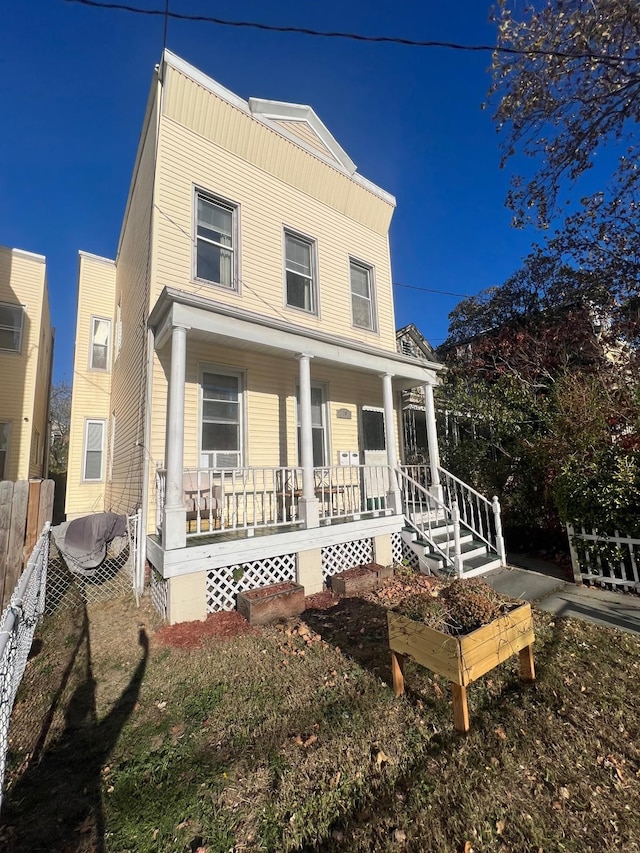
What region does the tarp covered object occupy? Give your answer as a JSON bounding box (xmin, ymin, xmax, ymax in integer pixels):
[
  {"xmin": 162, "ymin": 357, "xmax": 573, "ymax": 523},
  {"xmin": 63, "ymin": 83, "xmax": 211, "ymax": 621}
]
[{"xmin": 51, "ymin": 512, "xmax": 128, "ymax": 576}]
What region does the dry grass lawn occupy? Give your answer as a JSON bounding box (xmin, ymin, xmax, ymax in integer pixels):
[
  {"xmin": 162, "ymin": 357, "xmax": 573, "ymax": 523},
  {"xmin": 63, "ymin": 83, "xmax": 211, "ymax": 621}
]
[{"xmin": 1, "ymin": 574, "xmax": 640, "ymax": 853}]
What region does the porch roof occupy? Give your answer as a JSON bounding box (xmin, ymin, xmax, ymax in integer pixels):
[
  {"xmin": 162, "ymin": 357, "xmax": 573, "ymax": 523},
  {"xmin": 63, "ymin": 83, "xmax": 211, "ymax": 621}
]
[{"xmin": 149, "ymin": 287, "xmax": 444, "ymax": 389}]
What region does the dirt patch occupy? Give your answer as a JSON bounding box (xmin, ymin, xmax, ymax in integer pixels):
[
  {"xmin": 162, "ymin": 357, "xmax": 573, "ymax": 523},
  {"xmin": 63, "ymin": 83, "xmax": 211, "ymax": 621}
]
[
  {"xmin": 305, "ymin": 589, "xmax": 340, "ymax": 610},
  {"xmin": 155, "ymin": 611, "xmax": 254, "ymax": 648}
]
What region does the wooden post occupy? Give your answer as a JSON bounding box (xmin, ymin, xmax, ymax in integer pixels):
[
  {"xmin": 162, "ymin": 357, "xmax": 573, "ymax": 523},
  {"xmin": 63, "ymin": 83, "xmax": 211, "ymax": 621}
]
[
  {"xmin": 0, "ymin": 480, "xmax": 14, "ymax": 609},
  {"xmin": 25, "ymin": 479, "xmax": 42, "ymax": 559},
  {"xmin": 3, "ymin": 480, "xmax": 29, "ymax": 610},
  {"xmin": 390, "ymin": 650, "xmax": 406, "ymax": 696},
  {"xmin": 38, "ymin": 479, "xmax": 55, "ymax": 532},
  {"xmin": 519, "ymin": 645, "xmax": 536, "ymax": 682},
  {"xmin": 451, "ymin": 682, "xmax": 470, "ymax": 733}
]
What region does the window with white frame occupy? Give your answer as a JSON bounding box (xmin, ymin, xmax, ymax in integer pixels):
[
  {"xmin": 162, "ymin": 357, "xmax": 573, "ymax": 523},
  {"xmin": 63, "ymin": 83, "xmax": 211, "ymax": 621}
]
[
  {"xmin": 195, "ymin": 191, "xmax": 237, "ymax": 288},
  {"xmin": 200, "ymin": 371, "xmax": 242, "ymax": 468},
  {"xmin": 83, "ymin": 419, "xmax": 105, "ymax": 481},
  {"xmin": 0, "ymin": 422, "xmax": 10, "ymax": 478},
  {"xmin": 285, "ymin": 231, "xmax": 317, "ymax": 313},
  {"xmin": 296, "ymin": 384, "xmax": 327, "ymax": 467},
  {"xmin": 90, "ymin": 317, "xmax": 111, "ymax": 370},
  {"xmin": 0, "ymin": 302, "xmax": 24, "ymax": 352},
  {"xmin": 350, "ymin": 260, "xmax": 375, "ymax": 331}
]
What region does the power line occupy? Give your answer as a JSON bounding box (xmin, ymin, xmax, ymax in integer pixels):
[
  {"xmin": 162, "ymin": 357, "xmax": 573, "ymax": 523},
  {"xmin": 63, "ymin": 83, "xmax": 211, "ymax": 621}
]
[
  {"xmin": 63, "ymin": 0, "xmax": 632, "ymax": 65},
  {"xmin": 394, "ymin": 283, "xmax": 472, "ymax": 298}
]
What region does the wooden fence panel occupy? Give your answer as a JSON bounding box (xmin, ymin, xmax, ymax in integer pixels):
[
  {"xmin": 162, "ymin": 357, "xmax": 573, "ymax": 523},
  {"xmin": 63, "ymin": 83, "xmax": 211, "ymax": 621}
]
[{"xmin": 0, "ymin": 480, "xmax": 55, "ymax": 611}]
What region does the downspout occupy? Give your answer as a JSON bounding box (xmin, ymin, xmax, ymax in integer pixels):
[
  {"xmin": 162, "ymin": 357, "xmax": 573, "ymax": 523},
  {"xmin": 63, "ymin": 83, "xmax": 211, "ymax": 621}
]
[{"xmin": 137, "ymin": 325, "xmax": 155, "ymax": 600}]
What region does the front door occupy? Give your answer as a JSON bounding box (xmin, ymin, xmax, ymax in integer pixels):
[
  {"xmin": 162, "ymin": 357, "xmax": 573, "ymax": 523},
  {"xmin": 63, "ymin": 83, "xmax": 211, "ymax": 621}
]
[{"xmin": 360, "ymin": 407, "xmax": 388, "ymax": 509}]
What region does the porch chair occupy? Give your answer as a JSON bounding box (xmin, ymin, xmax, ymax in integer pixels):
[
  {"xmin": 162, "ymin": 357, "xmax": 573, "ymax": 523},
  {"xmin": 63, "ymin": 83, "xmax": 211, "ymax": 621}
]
[{"xmin": 183, "ymin": 470, "xmax": 223, "ymax": 532}]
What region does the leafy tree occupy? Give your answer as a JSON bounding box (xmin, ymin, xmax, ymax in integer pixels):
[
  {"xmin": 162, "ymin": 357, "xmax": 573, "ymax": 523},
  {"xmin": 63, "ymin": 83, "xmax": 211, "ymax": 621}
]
[{"xmin": 49, "ymin": 380, "xmax": 71, "ymax": 474}]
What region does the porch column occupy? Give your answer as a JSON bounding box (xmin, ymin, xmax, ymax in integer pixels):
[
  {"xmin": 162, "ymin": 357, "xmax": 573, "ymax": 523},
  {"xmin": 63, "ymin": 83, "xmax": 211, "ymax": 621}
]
[
  {"xmin": 162, "ymin": 324, "xmax": 189, "ymax": 550},
  {"xmin": 381, "ymin": 372, "xmax": 402, "ymax": 514},
  {"xmin": 424, "ymin": 383, "xmax": 443, "ymax": 503},
  {"xmin": 297, "ymin": 354, "xmax": 319, "ymax": 528}
]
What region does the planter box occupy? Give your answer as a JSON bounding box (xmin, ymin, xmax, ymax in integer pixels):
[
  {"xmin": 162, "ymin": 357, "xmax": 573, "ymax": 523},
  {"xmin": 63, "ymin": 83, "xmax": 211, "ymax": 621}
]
[
  {"xmin": 237, "ymin": 582, "xmax": 305, "ymax": 626},
  {"xmin": 388, "ymin": 602, "xmax": 535, "ymax": 732},
  {"xmin": 331, "ymin": 563, "xmax": 394, "ymax": 596}
]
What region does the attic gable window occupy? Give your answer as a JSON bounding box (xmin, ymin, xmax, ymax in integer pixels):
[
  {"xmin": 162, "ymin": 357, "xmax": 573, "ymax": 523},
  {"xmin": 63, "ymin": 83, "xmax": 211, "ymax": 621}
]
[
  {"xmin": 195, "ymin": 191, "xmax": 238, "ymax": 289},
  {"xmin": 285, "ymin": 230, "xmax": 317, "ymax": 314},
  {"xmin": 0, "ymin": 302, "xmax": 24, "ymax": 352}
]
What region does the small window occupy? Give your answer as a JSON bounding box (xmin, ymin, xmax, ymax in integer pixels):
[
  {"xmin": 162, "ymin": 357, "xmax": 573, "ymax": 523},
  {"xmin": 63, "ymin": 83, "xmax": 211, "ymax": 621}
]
[
  {"xmin": 83, "ymin": 419, "xmax": 105, "ymax": 481},
  {"xmin": 90, "ymin": 317, "xmax": 111, "ymax": 370},
  {"xmin": 200, "ymin": 371, "xmax": 242, "ymax": 468},
  {"xmin": 350, "ymin": 260, "xmax": 375, "ymax": 331},
  {"xmin": 285, "ymin": 231, "xmax": 316, "ymax": 314},
  {"xmin": 0, "ymin": 422, "xmax": 10, "ymax": 478},
  {"xmin": 195, "ymin": 191, "xmax": 237, "ymax": 289},
  {"xmin": 0, "ymin": 302, "xmax": 24, "ymax": 352}
]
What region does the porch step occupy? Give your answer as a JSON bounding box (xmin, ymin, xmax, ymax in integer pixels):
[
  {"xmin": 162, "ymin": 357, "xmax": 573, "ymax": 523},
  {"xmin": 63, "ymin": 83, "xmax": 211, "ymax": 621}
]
[{"xmin": 401, "ymin": 526, "xmax": 501, "ymax": 579}]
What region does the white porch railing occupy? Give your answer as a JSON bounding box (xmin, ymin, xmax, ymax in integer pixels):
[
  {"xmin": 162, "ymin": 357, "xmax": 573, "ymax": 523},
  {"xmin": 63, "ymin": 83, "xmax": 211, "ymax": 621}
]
[
  {"xmin": 438, "ymin": 466, "xmax": 505, "ymax": 563},
  {"xmin": 396, "ymin": 466, "xmax": 461, "ymax": 576},
  {"xmin": 155, "ymin": 464, "xmax": 392, "ymax": 538},
  {"xmin": 567, "ymin": 524, "xmax": 640, "ymax": 590}
]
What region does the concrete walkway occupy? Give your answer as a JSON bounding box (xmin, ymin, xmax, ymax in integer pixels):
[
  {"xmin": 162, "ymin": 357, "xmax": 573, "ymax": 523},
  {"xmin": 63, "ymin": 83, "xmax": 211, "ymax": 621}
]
[{"xmin": 483, "ymin": 558, "xmax": 640, "ymax": 635}]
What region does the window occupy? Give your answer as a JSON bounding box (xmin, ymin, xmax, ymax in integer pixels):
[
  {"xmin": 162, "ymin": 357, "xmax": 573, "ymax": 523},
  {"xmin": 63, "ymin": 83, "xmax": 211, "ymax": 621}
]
[
  {"xmin": 297, "ymin": 385, "xmax": 327, "ymax": 467},
  {"xmin": 83, "ymin": 419, "xmax": 105, "ymax": 481},
  {"xmin": 361, "ymin": 408, "xmax": 386, "ymax": 451},
  {"xmin": 195, "ymin": 191, "xmax": 237, "ymax": 288},
  {"xmin": 200, "ymin": 371, "xmax": 242, "ymax": 468},
  {"xmin": 0, "ymin": 302, "xmax": 24, "ymax": 352},
  {"xmin": 90, "ymin": 317, "xmax": 111, "ymax": 370},
  {"xmin": 350, "ymin": 260, "xmax": 375, "ymax": 331},
  {"xmin": 0, "ymin": 422, "xmax": 9, "ymax": 478},
  {"xmin": 285, "ymin": 231, "xmax": 316, "ymax": 313}
]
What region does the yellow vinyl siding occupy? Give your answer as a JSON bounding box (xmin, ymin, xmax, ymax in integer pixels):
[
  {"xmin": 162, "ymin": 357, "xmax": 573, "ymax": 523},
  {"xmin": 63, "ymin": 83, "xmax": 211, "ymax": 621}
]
[
  {"xmin": 65, "ymin": 253, "xmax": 116, "ymax": 518},
  {"xmin": 107, "ymin": 85, "xmax": 158, "ymax": 515},
  {"xmin": 0, "ymin": 247, "xmax": 51, "ymax": 481},
  {"xmin": 154, "ymin": 116, "xmax": 397, "ymax": 351},
  {"xmin": 273, "ymin": 119, "xmax": 335, "ymax": 160}
]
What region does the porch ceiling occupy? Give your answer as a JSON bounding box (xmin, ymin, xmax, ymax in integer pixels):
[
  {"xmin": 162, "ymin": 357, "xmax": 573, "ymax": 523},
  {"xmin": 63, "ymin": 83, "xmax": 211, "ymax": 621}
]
[{"xmin": 149, "ymin": 287, "xmax": 443, "ymax": 389}]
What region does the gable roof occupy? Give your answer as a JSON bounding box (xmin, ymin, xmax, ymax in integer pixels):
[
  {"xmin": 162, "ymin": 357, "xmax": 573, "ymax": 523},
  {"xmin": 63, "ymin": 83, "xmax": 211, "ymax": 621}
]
[{"xmin": 396, "ymin": 324, "xmax": 438, "ymax": 362}]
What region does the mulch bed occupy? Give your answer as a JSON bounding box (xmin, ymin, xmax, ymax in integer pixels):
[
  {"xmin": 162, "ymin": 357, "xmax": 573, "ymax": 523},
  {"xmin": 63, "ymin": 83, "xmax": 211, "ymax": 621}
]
[{"xmin": 155, "ymin": 611, "xmax": 254, "ymax": 649}]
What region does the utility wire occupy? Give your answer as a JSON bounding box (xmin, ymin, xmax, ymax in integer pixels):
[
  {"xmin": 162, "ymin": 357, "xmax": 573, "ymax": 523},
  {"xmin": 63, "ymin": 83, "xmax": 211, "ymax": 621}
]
[
  {"xmin": 63, "ymin": 0, "xmax": 634, "ymax": 65},
  {"xmin": 394, "ymin": 283, "xmax": 472, "ymax": 298}
]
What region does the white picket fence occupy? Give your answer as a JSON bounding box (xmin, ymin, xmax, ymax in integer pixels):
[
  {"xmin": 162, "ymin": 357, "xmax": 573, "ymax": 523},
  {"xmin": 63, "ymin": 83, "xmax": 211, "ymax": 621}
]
[{"xmin": 567, "ymin": 524, "xmax": 640, "ymax": 591}]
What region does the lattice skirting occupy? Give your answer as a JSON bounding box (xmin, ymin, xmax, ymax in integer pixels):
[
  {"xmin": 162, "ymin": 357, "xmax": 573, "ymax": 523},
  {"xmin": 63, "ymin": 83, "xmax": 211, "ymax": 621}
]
[
  {"xmin": 150, "ymin": 569, "xmax": 168, "ymax": 620},
  {"xmin": 391, "ymin": 532, "xmax": 420, "ymax": 572},
  {"xmin": 321, "ymin": 538, "xmax": 374, "ymax": 582},
  {"xmin": 206, "ymin": 554, "xmax": 297, "ymax": 613}
]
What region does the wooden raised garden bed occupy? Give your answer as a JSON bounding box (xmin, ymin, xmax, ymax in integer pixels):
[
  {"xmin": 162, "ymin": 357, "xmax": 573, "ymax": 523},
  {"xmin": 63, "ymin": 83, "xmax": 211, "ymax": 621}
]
[
  {"xmin": 388, "ymin": 601, "xmax": 535, "ymax": 733},
  {"xmin": 237, "ymin": 582, "xmax": 305, "ymax": 626},
  {"xmin": 331, "ymin": 563, "xmax": 394, "ymax": 596}
]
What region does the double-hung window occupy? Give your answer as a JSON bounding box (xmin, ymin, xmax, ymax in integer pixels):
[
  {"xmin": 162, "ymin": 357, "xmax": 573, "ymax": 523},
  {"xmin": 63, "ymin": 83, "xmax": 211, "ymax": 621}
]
[
  {"xmin": 195, "ymin": 191, "xmax": 237, "ymax": 289},
  {"xmin": 0, "ymin": 302, "xmax": 24, "ymax": 352},
  {"xmin": 90, "ymin": 317, "xmax": 111, "ymax": 370},
  {"xmin": 285, "ymin": 231, "xmax": 316, "ymax": 313},
  {"xmin": 200, "ymin": 371, "xmax": 242, "ymax": 468},
  {"xmin": 83, "ymin": 419, "xmax": 105, "ymax": 481},
  {"xmin": 350, "ymin": 260, "xmax": 375, "ymax": 331}
]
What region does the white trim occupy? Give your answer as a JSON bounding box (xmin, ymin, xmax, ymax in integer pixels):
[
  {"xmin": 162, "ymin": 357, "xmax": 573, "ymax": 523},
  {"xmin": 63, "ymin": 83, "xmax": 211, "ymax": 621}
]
[
  {"xmin": 148, "ymin": 513, "xmax": 404, "ymax": 576},
  {"xmin": 161, "ymin": 50, "xmax": 396, "ymax": 207},
  {"xmin": 78, "ymin": 250, "xmax": 115, "ymax": 267},
  {"xmin": 89, "ymin": 315, "xmax": 111, "ymax": 371},
  {"xmin": 198, "ymin": 364, "xmax": 246, "ymax": 468},
  {"xmin": 83, "ymin": 418, "xmax": 106, "ymax": 482},
  {"xmin": 248, "ymin": 98, "xmax": 356, "ymax": 175},
  {"xmin": 283, "ymin": 227, "xmax": 319, "ymax": 316},
  {"xmin": 192, "ymin": 186, "xmax": 241, "ymax": 292},
  {"xmin": 349, "ymin": 256, "xmax": 377, "ymax": 333},
  {"xmin": 1, "ymin": 246, "xmax": 46, "ymax": 263}
]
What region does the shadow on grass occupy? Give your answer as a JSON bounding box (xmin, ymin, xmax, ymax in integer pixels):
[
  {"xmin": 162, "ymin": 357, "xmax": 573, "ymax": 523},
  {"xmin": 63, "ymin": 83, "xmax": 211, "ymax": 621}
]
[{"xmin": 1, "ymin": 609, "xmax": 148, "ymax": 853}]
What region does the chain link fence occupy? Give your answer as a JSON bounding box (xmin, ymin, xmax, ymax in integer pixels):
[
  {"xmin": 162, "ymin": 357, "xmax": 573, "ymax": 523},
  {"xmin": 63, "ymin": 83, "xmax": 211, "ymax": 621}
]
[{"xmin": 0, "ymin": 524, "xmax": 50, "ymax": 809}]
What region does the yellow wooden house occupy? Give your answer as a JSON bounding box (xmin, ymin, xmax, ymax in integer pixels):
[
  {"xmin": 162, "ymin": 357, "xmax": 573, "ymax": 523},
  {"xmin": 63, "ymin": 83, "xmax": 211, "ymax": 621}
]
[
  {"xmin": 0, "ymin": 245, "xmax": 53, "ymax": 482},
  {"xmin": 66, "ymin": 51, "xmax": 504, "ymax": 623}
]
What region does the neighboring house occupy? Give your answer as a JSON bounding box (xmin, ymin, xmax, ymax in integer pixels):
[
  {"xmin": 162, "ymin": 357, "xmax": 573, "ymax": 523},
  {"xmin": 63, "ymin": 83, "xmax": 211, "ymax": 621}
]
[
  {"xmin": 396, "ymin": 325, "xmax": 439, "ymax": 463},
  {"xmin": 67, "ymin": 51, "xmax": 503, "ymax": 624},
  {"xmin": 0, "ymin": 245, "xmax": 54, "ymax": 481}
]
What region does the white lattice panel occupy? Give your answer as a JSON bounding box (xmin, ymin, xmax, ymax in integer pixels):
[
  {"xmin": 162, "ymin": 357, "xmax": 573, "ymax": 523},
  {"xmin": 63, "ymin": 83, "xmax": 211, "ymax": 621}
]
[
  {"xmin": 399, "ymin": 538, "xmax": 420, "ymax": 572},
  {"xmin": 391, "ymin": 532, "xmax": 404, "ymax": 565},
  {"xmin": 206, "ymin": 553, "xmax": 297, "ymax": 612},
  {"xmin": 321, "ymin": 538, "xmax": 374, "ymax": 581},
  {"xmin": 150, "ymin": 569, "xmax": 168, "ymax": 620}
]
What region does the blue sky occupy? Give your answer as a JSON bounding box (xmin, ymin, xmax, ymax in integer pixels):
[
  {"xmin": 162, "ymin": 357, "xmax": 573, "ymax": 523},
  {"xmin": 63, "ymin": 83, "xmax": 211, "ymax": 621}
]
[{"xmin": 1, "ymin": 0, "xmax": 539, "ymax": 382}]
